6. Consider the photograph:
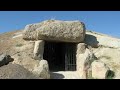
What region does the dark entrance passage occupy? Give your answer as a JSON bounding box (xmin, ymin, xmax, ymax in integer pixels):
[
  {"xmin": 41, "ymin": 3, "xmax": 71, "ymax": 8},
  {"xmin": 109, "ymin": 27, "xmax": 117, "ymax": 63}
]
[{"xmin": 43, "ymin": 41, "xmax": 76, "ymax": 71}]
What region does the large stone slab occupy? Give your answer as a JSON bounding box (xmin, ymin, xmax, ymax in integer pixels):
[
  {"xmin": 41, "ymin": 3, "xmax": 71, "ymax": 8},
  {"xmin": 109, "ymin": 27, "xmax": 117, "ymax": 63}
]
[
  {"xmin": 33, "ymin": 40, "xmax": 44, "ymax": 60},
  {"xmin": 23, "ymin": 20, "xmax": 86, "ymax": 43},
  {"xmin": 0, "ymin": 63, "xmax": 40, "ymax": 79}
]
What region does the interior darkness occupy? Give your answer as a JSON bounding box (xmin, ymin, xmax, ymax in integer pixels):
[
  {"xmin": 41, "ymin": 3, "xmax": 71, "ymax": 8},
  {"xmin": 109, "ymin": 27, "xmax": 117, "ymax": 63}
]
[{"xmin": 43, "ymin": 41, "xmax": 76, "ymax": 71}]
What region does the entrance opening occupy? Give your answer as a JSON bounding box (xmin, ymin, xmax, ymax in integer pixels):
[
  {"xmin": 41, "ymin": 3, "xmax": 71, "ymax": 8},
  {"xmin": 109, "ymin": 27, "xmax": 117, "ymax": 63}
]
[{"xmin": 43, "ymin": 41, "xmax": 76, "ymax": 71}]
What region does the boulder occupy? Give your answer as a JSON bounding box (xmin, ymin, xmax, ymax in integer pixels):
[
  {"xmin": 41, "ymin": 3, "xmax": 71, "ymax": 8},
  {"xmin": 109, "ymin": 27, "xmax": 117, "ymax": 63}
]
[
  {"xmin": 91, "ymin": 61, "xmax": 110, "ymax": 79},
  {"xmin": 23, "ymin": 20, "xmax": 86, "ymax": 43},
  {"xmin": 33, "ymin": 60, "xmax": 50, "ymax": 79},
  {"xmin": 0, "ymin": 54, "xmax": 14, "ymax": 67},
  {"xmin": 0, "ymin": 63, "xmax": 40, "ymax": 79}
]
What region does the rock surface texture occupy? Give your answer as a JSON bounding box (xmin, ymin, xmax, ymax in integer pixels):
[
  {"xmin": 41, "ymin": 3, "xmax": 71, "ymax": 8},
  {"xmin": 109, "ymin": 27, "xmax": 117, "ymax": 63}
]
[
  {"xmin": 23, "ymin": 20, "xmax": 86, "ymax": 43},
  {"xmin": 0, "ymin": 63, "xmax": 40, "ymax": 79},
  {"xmin": 91, "ymin": 61, "xmax": 110, "ymax": 79},
  {"xmin": 33, "ymin": 40, "xmax": 44, "ymax": 60},
  {"xmin": 77, "ymin": 48, "xmax": 95, "ymax": 79},
  {"xmin": 33, "ymin": 60, "xmax": 50, "ymax": 79}
]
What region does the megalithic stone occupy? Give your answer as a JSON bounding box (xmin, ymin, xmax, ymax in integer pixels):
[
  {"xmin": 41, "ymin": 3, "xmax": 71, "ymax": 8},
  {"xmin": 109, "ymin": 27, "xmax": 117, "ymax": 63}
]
[
  {"xmin": 23, "ymin": 20, "xmax": 86, "ymax": 43},
  {"xmin": 33, "ymin": 40, "xmax": 44, "ymax": 60}
]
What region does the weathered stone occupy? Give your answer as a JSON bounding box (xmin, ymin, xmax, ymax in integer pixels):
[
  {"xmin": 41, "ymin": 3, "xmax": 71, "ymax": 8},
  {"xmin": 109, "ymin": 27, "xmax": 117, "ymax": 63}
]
[
  {"xmin": 23, "ymin": 20, "xmax": 86, "ymax": 43},
  {"xmin": 23, "ymin": 22, "xmax": 45, "ymax": 40},
  {"xmin": 77, "ymin": 48, "xmax": 95, "ymax": 79},
  {"xmin": 76, "ymin": 43, "xmax": 86, "ymax": 54},
  {"xmin": 33, "ymin": 40, "xmax": 44, "ymax": 60},
  {"xmin": 91, "ymin": 61, "xmax": 110, "ymax": 79},
  {"xmin": 0, "ymin": 63, "xmax": 40, "ymax": 79},
  {"xmin": 0, "ymin": 54, "xmax": 14, "ymax": 67},
  {"xmin": 33, "ymin": 60, "xmax": 50, "ymax": 79}
]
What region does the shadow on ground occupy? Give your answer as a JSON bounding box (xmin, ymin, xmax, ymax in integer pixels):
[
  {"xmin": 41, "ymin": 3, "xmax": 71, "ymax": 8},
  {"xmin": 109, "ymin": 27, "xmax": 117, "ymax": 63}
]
[{"xmin": 50, "ymin": 72, "xmax": 65, "ymax": 79}]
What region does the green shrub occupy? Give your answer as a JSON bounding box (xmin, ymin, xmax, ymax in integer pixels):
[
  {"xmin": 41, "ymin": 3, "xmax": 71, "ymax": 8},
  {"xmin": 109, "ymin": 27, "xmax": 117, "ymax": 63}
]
[
  {"xmin": 16, "ymin": 44, "xmax": 23, "ymax": 47},
  {"xmin": 87, "ymin": 70, "xmax": 94, "ymax": 79},
  {"xmin": 106, "ymin": 70, "xmax": 115, "ymax": 79}
]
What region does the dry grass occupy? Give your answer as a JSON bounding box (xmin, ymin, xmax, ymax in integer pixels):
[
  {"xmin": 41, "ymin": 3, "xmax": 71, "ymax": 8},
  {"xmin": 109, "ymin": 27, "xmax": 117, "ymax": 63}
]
[
  {"xmin": 0, "ymin": 30, "xmax": 38, "ymax": 73},
  {"xmin": 0, "ymin": 30, "xmax": 23, "ymax": 55}
]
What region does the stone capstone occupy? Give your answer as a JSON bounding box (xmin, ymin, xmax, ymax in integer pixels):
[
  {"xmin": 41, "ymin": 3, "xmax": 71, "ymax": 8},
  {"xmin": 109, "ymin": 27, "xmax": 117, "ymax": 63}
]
[
  {"xmin": 23, "ymin": 20, "xmax": 86, "ymax": 43},
  {"xmin": 0, "ymin": 63, "xmax": 40, "ymax": 79}
]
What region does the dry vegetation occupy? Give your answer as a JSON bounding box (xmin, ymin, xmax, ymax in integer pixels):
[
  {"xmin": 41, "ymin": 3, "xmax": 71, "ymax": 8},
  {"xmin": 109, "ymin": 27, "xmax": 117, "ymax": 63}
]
[
  {"xmin": 0, "ymin": 30, "xmax": 27, "ymax": 56},
  {"xmin": 0, "ymin": 30, "xmax": 22, "ymax": 54}
]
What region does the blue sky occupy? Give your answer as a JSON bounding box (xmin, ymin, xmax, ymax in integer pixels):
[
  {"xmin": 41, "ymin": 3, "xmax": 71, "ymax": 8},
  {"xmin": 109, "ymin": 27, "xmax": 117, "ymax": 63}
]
[{"xmin": 0, "ymin": 11, "xmax": 120, "ymax": 38}]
